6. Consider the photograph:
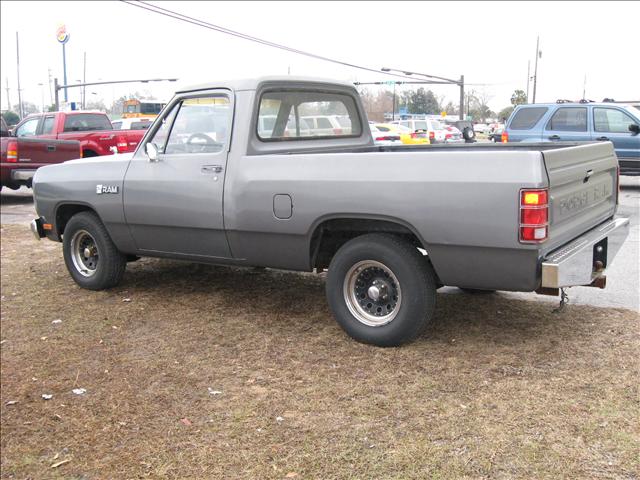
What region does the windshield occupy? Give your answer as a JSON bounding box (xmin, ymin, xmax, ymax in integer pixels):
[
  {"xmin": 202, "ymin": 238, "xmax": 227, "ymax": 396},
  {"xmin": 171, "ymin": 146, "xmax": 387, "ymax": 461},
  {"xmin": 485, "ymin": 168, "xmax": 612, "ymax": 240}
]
[
  {"xmin": 623, "ymin": 105, "xmax": 640, "ymax": 120},
  {"xmin": 430, "ymin": 120, "xmax": 443, "ymax": 130}
]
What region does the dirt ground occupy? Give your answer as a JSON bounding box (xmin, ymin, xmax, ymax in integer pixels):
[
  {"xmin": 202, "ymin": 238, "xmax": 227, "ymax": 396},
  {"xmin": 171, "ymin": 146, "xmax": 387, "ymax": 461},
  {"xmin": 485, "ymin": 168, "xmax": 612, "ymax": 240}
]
[{"xmin": 1, "ymin": 224, "xmax": 638, "ymax": 479}]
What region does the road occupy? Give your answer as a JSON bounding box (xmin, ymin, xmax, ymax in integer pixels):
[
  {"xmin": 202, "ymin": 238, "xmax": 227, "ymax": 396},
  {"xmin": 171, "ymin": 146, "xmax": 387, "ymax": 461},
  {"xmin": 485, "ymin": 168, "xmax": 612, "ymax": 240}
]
[{"xmin": 2, "ymin": 177, "xmax": 639, "ymax": 311}]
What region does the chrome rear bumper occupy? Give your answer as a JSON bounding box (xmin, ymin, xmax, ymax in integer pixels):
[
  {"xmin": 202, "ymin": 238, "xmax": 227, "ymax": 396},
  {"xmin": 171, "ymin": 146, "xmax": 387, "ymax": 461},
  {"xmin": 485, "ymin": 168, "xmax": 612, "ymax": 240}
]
[{"xmin": 541, "ymin": 217, "xmax": 630, "ymax": 288}]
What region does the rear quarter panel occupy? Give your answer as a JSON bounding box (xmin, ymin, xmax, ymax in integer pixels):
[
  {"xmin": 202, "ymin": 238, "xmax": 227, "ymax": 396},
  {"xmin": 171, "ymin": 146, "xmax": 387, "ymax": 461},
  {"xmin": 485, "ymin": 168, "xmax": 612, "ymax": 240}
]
[{"xmin": 224, "ymin": 149, "xmax": 549, "ymax": 291}]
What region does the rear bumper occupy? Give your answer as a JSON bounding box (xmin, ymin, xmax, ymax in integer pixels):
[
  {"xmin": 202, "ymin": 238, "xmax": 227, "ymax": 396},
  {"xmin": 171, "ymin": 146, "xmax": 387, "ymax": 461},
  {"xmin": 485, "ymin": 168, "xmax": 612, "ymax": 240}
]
[
  {"xmin": 541, "ymin": 217, "xmax": 630, "ymax": 288},
  {"xmin": 11, "ymin": 169, "xmax": 36, "ymax": 181}
]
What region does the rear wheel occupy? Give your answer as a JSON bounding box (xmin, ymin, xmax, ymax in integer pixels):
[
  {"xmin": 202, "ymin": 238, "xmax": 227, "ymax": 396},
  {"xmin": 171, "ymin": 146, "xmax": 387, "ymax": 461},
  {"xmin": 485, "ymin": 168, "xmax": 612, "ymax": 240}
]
[
  {"xmin": 62, "ymin": 212, "xmax": 126, "ymax": 290},
  {"xmin": 326, "ymin": 234, "xmax": 437, "ymax": 347}
]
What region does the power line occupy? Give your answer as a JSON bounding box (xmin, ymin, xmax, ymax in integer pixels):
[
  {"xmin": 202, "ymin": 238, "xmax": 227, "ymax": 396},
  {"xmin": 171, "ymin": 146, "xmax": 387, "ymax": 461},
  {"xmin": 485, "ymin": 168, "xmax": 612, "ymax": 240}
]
[{"xmin": 120, "ymin": 0, "xmax": 416, "ymax": 82}]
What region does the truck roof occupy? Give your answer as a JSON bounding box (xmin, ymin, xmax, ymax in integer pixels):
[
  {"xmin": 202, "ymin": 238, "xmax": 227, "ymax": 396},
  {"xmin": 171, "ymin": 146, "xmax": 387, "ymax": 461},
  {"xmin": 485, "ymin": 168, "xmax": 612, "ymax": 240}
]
[{"xmin": 177, "ymin": 76, "xmax": 357, "ymax": 94}]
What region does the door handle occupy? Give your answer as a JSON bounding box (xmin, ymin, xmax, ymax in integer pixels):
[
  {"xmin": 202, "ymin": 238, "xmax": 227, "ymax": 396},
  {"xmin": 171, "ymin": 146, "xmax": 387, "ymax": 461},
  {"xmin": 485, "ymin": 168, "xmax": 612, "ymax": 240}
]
[
  {"xmin": 201, "ymin": 165, "xmax": 223, "ymax": 174},
  {"xmin": 596, "ymin": 136, "xmax": 609, "ymax": 141},
  {"xmin": 47, "ymin": 145, "xmax": 56, "ymax": 152},
  {"xmin": 548, "ymin": 135, "xmax": 561, "ymax": 141}
]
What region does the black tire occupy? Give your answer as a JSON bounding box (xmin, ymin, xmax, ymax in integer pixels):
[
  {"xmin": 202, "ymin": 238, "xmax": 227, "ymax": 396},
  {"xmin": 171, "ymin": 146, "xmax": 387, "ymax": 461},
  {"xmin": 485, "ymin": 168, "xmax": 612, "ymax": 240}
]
[
  {"xmin": 326, "ymin": 234, "xmax": 437, "ymax": 347},
  {"xmin": 459, "ymin": 287, "xmax": 496, "ymax": 294},
  {"xmin": 462, "ymin": 127, "xmax": 475, "ymax": 141},
  {"xmin": 62, "ymin": 211, "xmax": 126, "ymax": 290}
]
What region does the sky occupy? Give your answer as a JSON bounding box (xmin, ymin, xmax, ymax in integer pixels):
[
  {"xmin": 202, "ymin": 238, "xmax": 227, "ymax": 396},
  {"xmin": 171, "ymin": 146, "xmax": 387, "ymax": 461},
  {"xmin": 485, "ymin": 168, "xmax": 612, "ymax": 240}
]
[{"xmin": 1, "ymin": 0, "xmax": 639, "ymax": 115}]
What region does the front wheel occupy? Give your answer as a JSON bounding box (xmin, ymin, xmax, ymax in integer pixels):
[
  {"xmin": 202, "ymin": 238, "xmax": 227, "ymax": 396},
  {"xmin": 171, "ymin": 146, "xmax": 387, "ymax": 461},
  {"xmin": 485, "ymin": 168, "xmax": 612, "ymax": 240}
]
[
  {"xmin": 326, "ymin": 234, "xmax": 437, "ymax": 347},
  {"xmin": 62, "ymin": 212, "xmax": 126, "ymax": 290}
]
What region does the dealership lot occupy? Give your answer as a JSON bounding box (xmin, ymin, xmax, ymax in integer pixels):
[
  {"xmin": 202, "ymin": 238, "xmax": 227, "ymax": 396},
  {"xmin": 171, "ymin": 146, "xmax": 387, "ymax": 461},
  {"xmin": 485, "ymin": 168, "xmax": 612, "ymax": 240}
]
[{"xmin": 1, "ymin": 179, "xmax": 639, "ymax": 478}]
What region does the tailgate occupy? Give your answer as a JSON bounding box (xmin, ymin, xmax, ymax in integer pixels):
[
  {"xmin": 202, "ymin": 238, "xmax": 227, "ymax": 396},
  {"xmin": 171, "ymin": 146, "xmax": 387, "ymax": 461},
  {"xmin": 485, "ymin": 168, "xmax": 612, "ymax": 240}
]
[{"xmin": 543, "ymin": 142, "xmax": 618, "ymax": 251}]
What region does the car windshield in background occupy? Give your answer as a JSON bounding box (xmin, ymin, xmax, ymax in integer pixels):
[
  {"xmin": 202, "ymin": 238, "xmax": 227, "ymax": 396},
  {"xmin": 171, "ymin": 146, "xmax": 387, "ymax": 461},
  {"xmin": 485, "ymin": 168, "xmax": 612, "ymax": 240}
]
[
  {"xmin": 257, "ymin": 90, "xmax": 361, "ymax": 140},
  {"xmin": 430, "ymin": 120, "xmax": 443, "ymax": 130},
  {"xmin": 63, "ymin": 114, "xmax": 112, "ymax": 132},
  {"xmin": 131, "ymin": 121, "xmax": 152, "ymax": 130},
  {"xmin": 510, "ymin": 107, "xmax": 548, "ymax": 130}
]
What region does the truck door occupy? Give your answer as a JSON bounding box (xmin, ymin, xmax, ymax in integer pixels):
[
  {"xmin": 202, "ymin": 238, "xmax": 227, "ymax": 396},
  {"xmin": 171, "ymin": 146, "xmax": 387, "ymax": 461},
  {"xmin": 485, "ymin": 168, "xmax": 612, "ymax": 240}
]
[
  {"xmin": 123, "ymin": 90, "xmax": 233, "ymax": 259},
  {"xmin": 544, "ymin": 106, "xmax": 591, "ymax": 142}
]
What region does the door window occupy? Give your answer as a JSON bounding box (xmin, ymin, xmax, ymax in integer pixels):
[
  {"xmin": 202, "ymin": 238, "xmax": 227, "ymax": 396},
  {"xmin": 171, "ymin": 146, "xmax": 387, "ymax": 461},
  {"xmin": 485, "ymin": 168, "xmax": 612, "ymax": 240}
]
[
  {"xmin": 41, "ymin": 116, "xmax": 56, "ymax": 134},
  {"xmin": 165, "ymin": 96, "xmax": 231, "ymax": 154},
  {"xmin": 594, "ymin": 108, "xmax": 638, "ymax": 133},
  {"xmin": 146, "ymin": 102, "xmax": 180, "ymax": 153},
  {"xmin": 546, "ymin": 107, "xmax": 587, "ymax": 132},
  {"xmin": 15, "ymin": 118, "xmax": 39, "ymax": 137}
]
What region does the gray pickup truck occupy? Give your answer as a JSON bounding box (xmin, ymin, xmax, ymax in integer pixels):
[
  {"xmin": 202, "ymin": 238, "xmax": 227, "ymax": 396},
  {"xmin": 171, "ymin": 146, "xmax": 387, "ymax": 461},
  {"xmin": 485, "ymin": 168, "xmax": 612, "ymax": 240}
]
[{"xmin": 31, "ymin": 77, "xmax": 630, "ymax": 346}]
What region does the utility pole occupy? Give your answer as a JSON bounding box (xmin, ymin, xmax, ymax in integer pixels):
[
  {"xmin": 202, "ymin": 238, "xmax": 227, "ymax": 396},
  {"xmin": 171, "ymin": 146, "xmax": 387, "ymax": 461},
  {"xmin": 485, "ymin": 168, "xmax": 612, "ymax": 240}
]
[
  {"xmin": 532, "ymin": 36, "xmax": 540, "ymax": 104},
  {"xmin": 459, "ymin": 75, "xmax": 464, "ymax": 120},
  {"xmin": 392, "ymin": 81, "xmax": 396, "ymax": 121},
  {"xmin": 54, "ymin": 78, "xmax": 59, "ymax": 111},
  {"xmin": 48, "ymin": 68, "xmax": 53, "ymax": 105},
  {"xmin": 82, "ymin": 52, "xmax": 87, "ymax": 109},
  {"xmin": 16, "ymin": 32, "xmax": 23, "ymax": 119},
  {"xmin": 526, "ymin": 60, "xmax": 530, "ymax": 103},
  {"xmin": 582, "ymin": 74, "xmax": 587, "ymax": 101},
  {"xmin": 5, "ymin": 78, "xmax": 11, "ymax": 112}
]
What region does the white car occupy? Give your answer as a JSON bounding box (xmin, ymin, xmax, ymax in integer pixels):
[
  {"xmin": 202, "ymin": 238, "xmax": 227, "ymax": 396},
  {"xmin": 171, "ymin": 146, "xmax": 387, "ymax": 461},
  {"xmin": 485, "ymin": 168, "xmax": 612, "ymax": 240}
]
[
  {"xmin": 302, "ymin": 115, "xmax": 353, "ymax": 136},
  {"xmin": 473, "ymin": 123, "xmax": 490, "ymax": 134},
  {"xmin": 392, "ymin": 118, "xmax": 447, "ymax": 143},
  {"xmin": 111, "ymin": 117, "xmax": 154, "ymax": 130},
  {"xmin": 370, "ymin": 124, "xmax": 402, "ymax": 146}
]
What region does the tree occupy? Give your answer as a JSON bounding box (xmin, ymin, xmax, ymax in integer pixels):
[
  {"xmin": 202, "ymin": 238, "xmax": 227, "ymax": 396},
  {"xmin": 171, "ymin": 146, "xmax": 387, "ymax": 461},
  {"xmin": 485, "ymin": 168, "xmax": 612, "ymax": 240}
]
[
  {"xmin": 86, "ymin": 99, "xmax": 107, "ymax": 112},
  {"xmin": 510, "ymin": 89, "xmax": 527, "ymax": 106},
  {"xmin": 22, "ymin": 102, "xmax": 39, "ymax": 115},
  {"xmin": 498, "ymin": 106, "xmax": 514, "ymax": 122},
  {"xmin": 2, "ymin": 111, "xmax": 20, "ymax": 126}
]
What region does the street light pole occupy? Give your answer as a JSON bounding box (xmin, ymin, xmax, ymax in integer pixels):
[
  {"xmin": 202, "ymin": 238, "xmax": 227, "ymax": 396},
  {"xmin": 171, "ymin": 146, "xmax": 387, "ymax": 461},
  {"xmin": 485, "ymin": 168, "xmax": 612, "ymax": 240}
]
[{"xmin": 53, "ymin": 77, "xmax": 178, "ymax": 111}]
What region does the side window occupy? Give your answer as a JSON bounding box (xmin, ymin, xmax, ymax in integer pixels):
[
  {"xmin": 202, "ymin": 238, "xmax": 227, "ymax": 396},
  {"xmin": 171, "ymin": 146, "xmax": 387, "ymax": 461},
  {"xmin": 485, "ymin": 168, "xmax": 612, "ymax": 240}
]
[
  {"xmin": 147, "ymin": 103, "xmax": 180, "ymax": 153},
  {"xmin": 257, "ymin": 90, "xmax": 362, "ymax": 140},
  {"xmin": 509, "ymin": 107, "xmax": 548, "ymax": 130},
  {"xmin": 41, "ymin": 116, "xmax": 55, "ymax": 134},
  {"xmin": 111, "ymin": 121, "xmax": 122, "ymax": 130},
  {"xmin": 546, "ymin": 107, "xmax": 587, "ymax": 132},
  {"xmin": 15, "ymin": 118, "xmax": 39, "ymax": 137},
  {"xmin": 165, "ymin": 96, "xmax": 231, "ymax": 154},
  {"xmin": 594, "ymin": 108, "xmax": 637, "ymax": 133}
]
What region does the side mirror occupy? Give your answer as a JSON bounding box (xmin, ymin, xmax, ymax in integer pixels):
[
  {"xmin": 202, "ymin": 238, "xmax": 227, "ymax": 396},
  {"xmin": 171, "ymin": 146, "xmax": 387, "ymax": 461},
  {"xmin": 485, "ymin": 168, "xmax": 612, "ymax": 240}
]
[
  {"xmin": 629, "ymin": 124, "xmax": 640, "ymax": 135},
  {"xmin": 145, "ymin": 142, "xmax": 159, "ymax": 162}
]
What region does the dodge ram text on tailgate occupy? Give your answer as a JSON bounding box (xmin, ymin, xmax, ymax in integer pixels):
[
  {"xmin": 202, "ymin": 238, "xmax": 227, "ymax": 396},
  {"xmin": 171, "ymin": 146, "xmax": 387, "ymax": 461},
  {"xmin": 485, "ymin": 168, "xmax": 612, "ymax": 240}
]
[{"xmin": 30, "ymin": 77, "xmax": 630, "ymax": 346}]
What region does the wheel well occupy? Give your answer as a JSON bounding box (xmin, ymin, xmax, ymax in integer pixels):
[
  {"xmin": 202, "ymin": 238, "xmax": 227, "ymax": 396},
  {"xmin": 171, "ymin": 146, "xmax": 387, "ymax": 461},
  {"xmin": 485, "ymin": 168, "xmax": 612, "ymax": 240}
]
[
  {"xmin": 310, "ymin": 218, "xmax": 425, "ymax": 270},
  {"xmin": 82, "ymin": 149, "xmax": 97, "ymax": 158},
  {"xmin": 55, "ymin": 204, "xmax": 97, "ymax": 237}
]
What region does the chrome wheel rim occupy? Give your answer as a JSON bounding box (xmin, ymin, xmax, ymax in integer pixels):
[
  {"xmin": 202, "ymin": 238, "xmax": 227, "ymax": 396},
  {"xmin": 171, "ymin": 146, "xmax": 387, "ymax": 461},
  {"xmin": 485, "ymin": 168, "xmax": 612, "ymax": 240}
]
[
  {"xmin": 70, "ymin": 229, "xmax": 99, "ymax": 277},
  {"xmin": 343, "ymin": 260, "xmax": 402, "ymax": 327}
]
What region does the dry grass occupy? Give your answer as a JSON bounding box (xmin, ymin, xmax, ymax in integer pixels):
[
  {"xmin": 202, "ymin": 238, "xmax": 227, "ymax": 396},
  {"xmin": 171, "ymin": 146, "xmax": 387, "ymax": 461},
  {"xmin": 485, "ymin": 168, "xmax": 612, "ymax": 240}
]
[{"xmin": 1, "ymin": 224, "xmax": 638, "ymax": 479}]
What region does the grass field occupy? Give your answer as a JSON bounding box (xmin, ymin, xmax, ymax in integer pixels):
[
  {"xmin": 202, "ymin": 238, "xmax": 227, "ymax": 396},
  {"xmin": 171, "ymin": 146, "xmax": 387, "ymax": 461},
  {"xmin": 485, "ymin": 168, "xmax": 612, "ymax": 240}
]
[{"xmin": 1, "ymin": 225, "xmax": 638, "ymax": 479}]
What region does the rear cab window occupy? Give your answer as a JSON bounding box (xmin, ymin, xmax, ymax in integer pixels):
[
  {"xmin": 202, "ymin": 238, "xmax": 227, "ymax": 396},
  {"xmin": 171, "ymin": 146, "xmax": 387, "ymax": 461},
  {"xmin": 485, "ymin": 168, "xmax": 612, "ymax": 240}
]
[
  {"xmin": 509, "ymin": 107, "xmax": 548, "ymax": 130},
  {"xmin": 257, "ymin": 90, "xmax": 362, "ymax": 141},
  {"xmin": 63, "ymin": 114, "xmax": 112, "ymax": 132}
]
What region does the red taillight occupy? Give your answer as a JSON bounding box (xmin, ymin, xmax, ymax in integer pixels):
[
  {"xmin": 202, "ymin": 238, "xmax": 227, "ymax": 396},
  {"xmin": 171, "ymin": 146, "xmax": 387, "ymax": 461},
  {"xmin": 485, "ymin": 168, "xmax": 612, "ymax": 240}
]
[
  {"xmin": 7, "ymin": 140, "xmax": 18, "ymax": 162},
  {"xmin": 445, "ymin": 133, "xmax": 452, "ymax": 139},
  {"xmin": 115, "ymin": 135, "xmax": 129, "ymax": 153},
  {"xmin": 333, "ymin": 128, "xmax": 343, "ymax": 135},
  {"xmin": 375, "ymin": 136, "xmax": 399, "ymax": 142},
  {"xmin": 519, "ymin": 188, "xmax": 549, "ymax": 243},
  {"xmin": 429, "ymin": 131, "xmax": 435, "ymax": 140},
  {"xmin": 501, "ymin": 131, "xmax": 509, "ymax": 143}
]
